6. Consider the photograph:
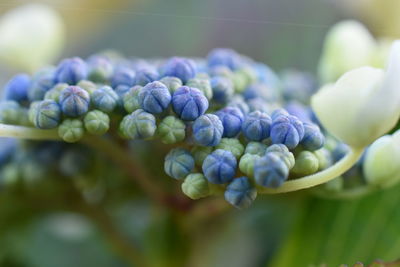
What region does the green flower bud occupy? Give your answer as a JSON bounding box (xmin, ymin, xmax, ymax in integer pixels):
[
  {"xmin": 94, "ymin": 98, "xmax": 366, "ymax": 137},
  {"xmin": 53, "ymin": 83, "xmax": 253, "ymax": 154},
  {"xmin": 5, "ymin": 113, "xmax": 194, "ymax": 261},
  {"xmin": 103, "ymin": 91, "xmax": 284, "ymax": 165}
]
[
  {"xmin": 216, "ymin": 138, "xmax": 244, "ymax": 159},
  {"xmin": 157, "ymin": 116, "xmax": 186, "ymax": 144},
  {"xmin": 266, "ymin": 144, "xmax": 295, "ymax": 169},
  {"xmin": 58, "ymin": 119, "xmax": 85, "ymax": 143},
  {"xmin": 84, "ymin": 110, "xmax": 110, "ymax": 135},
  {"xmin": 119, "ymin": 109, "xmax": 156, "ymax": 140},
  {"xmin": 77, "ymin": 80, "xmax": 97, "ymax": 95},
  {"xmin": 245, "ymin": 142, "xmax": 268, "ymax": 156},
  {"xmin": 123, "ymin": 85, "xmax": 142, "ymax": 113},
  {"xmin": 291, "ymin": 151, "xmax": 319, "ymax": 176},
  {"xmin": 186, "ymin": 78, "xmax": 213, "ymax": 100},
  {"xmin": 313, "ymin": 148, "xmax": 332, "ymax": 171},
  {"xmin": 0, "ymin": 100, "xmax": 25, "ymax": 125},
  {"xmin": 44, "ymin": 83, "xmax": 68, "ymax": 102},
  {"xmin": 233, "ymin": 67, "xmax": 256, "ymax": 93},
  {"xmin": 181, "ymin": 173, "xmax": 210, "ymax": 200},
  {"xmin": 159, "ymin": 76, "xmax": 183, "ymax": 93},
  {"xmin": 191, "ymin": 146, "xmax": 213, "ymax": 166},
  {"xmin": 239, "ymin": 153, "xmax": 261, "ymax": 177}
]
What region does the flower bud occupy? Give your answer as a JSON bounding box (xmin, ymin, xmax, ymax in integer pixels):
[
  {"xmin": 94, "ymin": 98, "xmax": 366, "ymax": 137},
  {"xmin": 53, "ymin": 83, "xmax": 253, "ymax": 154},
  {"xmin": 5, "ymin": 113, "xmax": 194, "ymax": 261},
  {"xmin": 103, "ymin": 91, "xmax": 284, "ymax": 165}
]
[
  {"xmin": 239, "ymin": 153, "xmax": 261, "ymax": 177},
  {"xmin": 59, "ymin": 86, "xmax": 90, "ymax": 117},
  {"xmin": 3, "ymin": 74, "xmax": 30, "ymax": 102},
  {"xmin": 210, "ymin": 76, "xmax": 234, "ymax": 104},
  {"xmin": 119, "ymin": 109, "xmax": 156, "ymax": 140},
  {"xmin": 245, "ymin": 141, "xmax": 268, "ymax": 156},
  {"xmin": 191, "ymin": 146, "xmax": 213, "ymax": 166},
  {"xmin": 266, "ymin": 144, "xmax": 295, "ymax": 169},
  {"xmin": 58, "ymin": 119, "xmax": 84, "ymax": 143},
  {"xmin": 54, "ymin": 57, "xmax": 88, "ymax": 85},
  {"xmin": 44, "ymin": 83, "xmax": 68, "ymax": 102},
  {"xmin": 215, "ymin": 107, "xmax": 244, "ymax": 137},
  {"xmin": 30, "ymin": 100, "xmax": 60, "ymax": 129},
  {"xmin": 123, "ymin": 86, "xmax": 142, "ymax": 113},
  {"xmin": 216, "ymin": 138, "xmax": 244, "ymax": 159},
  {"xmin": 202, "ymin": 149, "xmax": 237, "ymax": 184},
  {"xmin": 161, "ymin": 57, "xmax": 196, "ymax": 83},
  {"xmin": 84, "ymin": 110, "xmax": 110, "ymax": 135},
  {"xmin": 111, "ymin": 67, "xmax": 136, "ymax": 88},
  {"xmin": 157, "ymin": 116, "xmax": 186, "ymax": 144},
  {"xmin": 28, "ymin": 68, "xmax": 55, "ymax": 101},
  {"xmin": 134, "ymin": 67, "xmax": 159, "ymax": 86},
  {"xmin": 300, "ymin": 122, "xmax": 325, "ymax": 151},
  {"xmin": 291, "ymin": 151, "xmax": 319, "ymax": 176},
  {"xmin": 139, "ymin": 81, "xmax": 171, "ymax": 114},
  {"xmin": 254, "ymin": 153, "xmax": 288, "ymax": 188},
  {"xmin": 224, "ymin": 177, "xmax": 257, "ymax": 209},
  {"xmin": 207, "ymin": 48, "xmax": 242, "ymax": 70},
  {"xmin": 241, "ymin": 111, "xmax": 272, "ymax": 141},
  {"xmin": 172, "ymin": 86, "xmax": 209, "ymax": 121},
  {"xmin": 270, "ymin": 113, "xmax": 304, "ymax": 149},
  {"xmin": 192, "ymin": 114, "xmax": 223, "ymax": 146},
  {"xmin": 164, "ymin": 148, "xmax": 194, "ymax": 180},
  {"xmin": 159, "ymin": 76, "xmax": 183, "ymax": 94},
  {"xmin": 87, "ymin": 55, "xmax": 113, "ymax": 84},
  {"xmin": 186, "ymin": 78, "xmax": 213, "ymax": 100},
  {"xmin": 182, "ymin": 173, "xmax": 210, "ymax": 200},
  {"xmin": 91, "ymin": 86, "xmax": 119, "ymax": 113}
]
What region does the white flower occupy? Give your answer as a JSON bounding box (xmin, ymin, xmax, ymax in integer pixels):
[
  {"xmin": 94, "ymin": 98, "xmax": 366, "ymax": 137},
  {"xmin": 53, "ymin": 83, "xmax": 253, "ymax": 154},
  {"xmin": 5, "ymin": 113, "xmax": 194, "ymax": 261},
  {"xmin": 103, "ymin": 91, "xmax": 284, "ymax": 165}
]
[
  {"xmin": 312, "ymin": 41, "xmax": 400, "ymax": 148},
  {"xmin": 0, "ymin": 4, "xmax": 65, "ymax": 72}
]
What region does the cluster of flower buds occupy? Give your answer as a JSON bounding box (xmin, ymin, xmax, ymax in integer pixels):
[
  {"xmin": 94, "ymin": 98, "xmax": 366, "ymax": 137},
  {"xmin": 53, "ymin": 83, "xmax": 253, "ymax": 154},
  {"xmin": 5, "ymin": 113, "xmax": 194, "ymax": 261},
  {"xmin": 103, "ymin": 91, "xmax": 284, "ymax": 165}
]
[{"xmin": 0, "ymin": 48, "xmax": 335, "ymax": 208}]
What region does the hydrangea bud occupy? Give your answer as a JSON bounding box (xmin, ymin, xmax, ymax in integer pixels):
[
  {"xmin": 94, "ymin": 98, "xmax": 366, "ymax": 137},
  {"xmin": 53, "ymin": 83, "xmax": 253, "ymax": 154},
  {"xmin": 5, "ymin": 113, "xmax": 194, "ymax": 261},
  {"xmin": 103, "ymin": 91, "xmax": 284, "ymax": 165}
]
[
  {"xmin": 207, "ymin": 48, "xmax": 242, "ymax": 70},
  {"xmin": 59, "ymin": 86, "xmax": 90, "ymax": 117},
  {"xmin": 0, "ymin": 101, "xmax": 20, "ymax": 124},
  {"xmin": 28, "ymin": 68, "xmax": 55, "ymax": 101},
  {"xmin": 266, "ymin": 144, "xmax": 295, "ymax": 169},
  {"xmin": 157, "ymin": 116, "xmax": 186, "ymax": 144},
  {"xmin": 239, "ymin": 153, "xmax": 261, "ymax": 177},
  {"xmin": 123, "ymin": 86, "xmax": 142, "ymax": 113},
  {"xmin": 192, "ymin": 114, "xmax": 223, "ymax": 146},
  {"xmin": 87, "ymin": 55, "xmax": 113, "ymax": 83},
  {"xmin": 3, "ymin": 74, "xmax": 30, "ymax": 102},
  {"xmin": 202, "ymin": 149, "xmax": 237, "ymax": 184},
  {"xmin": 164, "ymin": 148, "xmax": 194, "ymax": 180},
  {"xmin": 216, "ymin": 138, "xmax": 244, "ymax": 159},
  {"xmin": 284, "ymin": 101, "xmax": 313, "ymax": 123},
  {"xmin": 58, "ymin": 119, "xmax": 84, "ymax": 143},
  {"xmin": 313, "ymin": 148, "xmax": 332, "ymax": 171},
  {"xmin": 54, "ymin": 57, "xmax": 88, "ymax": 85},
  {"xmin": 241, "ymin": 111, "xmax": 272, "ymax": 141},
  {"xmin": 91, "ymin": 86, "xmax": 119, "ymax": 113},
  {"xmin": 172, "ymin": 86, "xmax": 209, "ymax": 121},
  {"xmin": 224, "ymin": 177, "xmax": 257, "ymax": 209},
  {"xmin": 159, "ymin": 76, "xmax": 183, "ymax": 93},
  {"xmin": 210, "ymin": 76, "xmax": 234, "ymax": 104},
  {"xmin": 215, "ymin": 107, "xmax": 244, "ymax": 137},
  {"xmin": 84, "ymin": 110, "xmax": 110, "ymax": 135},
  {"xmin": 270, "ymin": 113, "xmax": 305, "ymax": 149},
  {"xmin": 191, "ymin": 146, "xmax": 213, "ymax": 166},
  {"xmin": 242, "ymin": 83, "xmax": 272, "ymax": 101},
  {"xmin": 228, "ymin": 95, "xmax": 250, "ymax": 115},
  {"xmin": 312, "ymin": 41, "xmax": 400, "ymax": 148},
  {"xmin": 181, "ymin": 173, "xmax": 210, "ymax": 200},
  {"xmin": 247, "ymin": 98, "xmax": 274, "ymax": 114},
  {"xmin": 44, "ymin": 83, "xmax": 68, "ymax": 102},
  {"xmin": 134, "ymin": 67, "xmax": 159, "ymax": 86},
  {"xmin": 139, "ymin": 81, "xmax": 171, "ymax": 114},
  {"xmin": 245, "ymin": 141, "xmax": 268, "ymax": 156},
  {"xmin": 186, "ymin": 78, "xmax": 213, "ymax": 100},
  {"xmin": 291, "ymin": 151, "xmax": 319, "ymax": 176},
  {"xmin": 111, "ymin": 67, "xmax": 136, "ymax": 88},
  {"xmin": 233, "ymin": 67, "xmax": 257, "ymax": 93},
  {"xmin": 77, "ymin": 80, "xmax": 97, "ymax": 95},
  {"xmin": 30, "ymin": 100, "xmax": 60, "ymax": 129},
  {"xmin": 119, "ymin": 109, "xmax": 156, "ymax": 139},
  {"xmin": 254, "ymin": 153, "xmax": 289, "ymax": 188},
  {"xmin": 300, "ymin": 122, "xmax": 325, "ymax": 151},
  {"xmin": 161, "ymin": 57, "xmax": 196, "ymax": 83}
]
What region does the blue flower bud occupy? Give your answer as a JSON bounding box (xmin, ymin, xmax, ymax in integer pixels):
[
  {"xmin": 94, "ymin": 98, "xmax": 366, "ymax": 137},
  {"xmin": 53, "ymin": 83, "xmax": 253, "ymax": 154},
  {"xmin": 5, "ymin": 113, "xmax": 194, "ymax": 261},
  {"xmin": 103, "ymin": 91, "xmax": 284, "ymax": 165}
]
[
  {"xmin": 202, "ymin": 149, "xmax": 237, "ymax": 184},
  {"xmin": 285, "ymin": 101, "xmax": 313, "ymax": 123},
  {"xmin": 58, "ymin": 119, "xmax": 85, "ymax": 143},
  {"xmin": 228, "ymin": 95, "xmax": 250, "ymax": 115},
  {"xmin": 271, "ymin": 108, "xmax": 289, "ymax": 120},
  {"xmin": 191, "ymin": 146, "xmax": 213, "ymax": 166},
  {"xmin": 241, "ymin": 111, "xmax": 272, "ymax": 141},
  {"xmin": 119, "ymin": 109, "xmax": 156, "ymax": 139},
  {"xmin": 181, "ymin": 173, "xmax": 210, "ymax": 200},
  {"xmin": 207, "ymin": 48, "xmax": 242, "ymax": 70},
  {"xmin": 84, "ymin": 110, "xmax": 110, "ymax": 135},
  {"xmin": 87, "ymin": 55, "xmax": 113, "ymax": 83},
  {"xmin": 242, "ymin": 83, "xmax": 274, "ymax": 101},
  {"xmin": 159, "ymin": 76, "xmax": 183, "ymax": 93},
  {"xmin": 3, "ymin": 74, "xmax": 30, "ymax": 102},
  {"xmin": 210, "ymin": 76, "xmax": 234, "ymax": 104},
  {"xmin": 270, "ymin": 113, "xmax": 305, "ymax": 149},
  {"xmin": 172, "ymin": 86, "xmax": 209, "ymax": 121},
  {"xmin": 224, "ymin": 177, "xmax": 257, "ymax": 209},
  {"xmin": 54, "ymin": 57, "xmax": 88, "ymax": 85},
  {"xmin": 91, "ymin": 86, "xmax": 119, "ymax": 113},
  {"xmin": 164, "ymin": 148, "xmax": 194, "ymax": 179},
  {"xmin": 123, "ymin": 86, "xmax": 142, "ymax": 113},
  {"xmin": 139, "ymin": 81, "xmax": 171, "ymax": 114},
  {"xmin": 157, "ymin": 116, "xmax": 186, "ymax": 144},
  {"xmin": 266, "ymin": 144, "xmax": 295, "ymax": 169},
  {"xmin": 192, "ymin": 114, "xmax": 223, "ymax": 146},
  {"xmin": 216, "ymin": 138, "xmax": 244, "ymax": 159},
  {"xmin": 111, "ymin": 67, "xmax": 136, "ymax": 88},
  {"xmin": 300, "ymin": 122, "xmax": 325, "ymax": 151},
  {"xmin": 247, "ymin": 98, "xmax": 275, "ymax": 113},
  {"xmin": 186, "ymin": 78, "xmax": 213, "ymax": 100},
  {"xmin": 28, "ymin": 68, "xmax": 55, "ymax": 101},
  {"xmin": 245, "ymin": 142, "xmax": 268, "ymax": 156},
  {"xmin": 134, "ymin": 67, "xmax": 159, "ymax": 86},
  {"xmin": 161, "ymin": 57, "xmax": 196, "ymax": 83},
  {"xmin": 30, "ymin": 100, "xmax": 61, "ymax": 129},
  {"xmin": 332, "ymin": 143, "xmax": 350, "ymax": 162},
  {"xmin": 215, "ymin": 107, "xmax": 244, "ymax": 137},
  {"xmin": 59, "ymin": 86, "xmax": 90, "ymax": 117},
  {"xmin": 254, "ymin": 153, "xmax": 289, "ymax": 188}
]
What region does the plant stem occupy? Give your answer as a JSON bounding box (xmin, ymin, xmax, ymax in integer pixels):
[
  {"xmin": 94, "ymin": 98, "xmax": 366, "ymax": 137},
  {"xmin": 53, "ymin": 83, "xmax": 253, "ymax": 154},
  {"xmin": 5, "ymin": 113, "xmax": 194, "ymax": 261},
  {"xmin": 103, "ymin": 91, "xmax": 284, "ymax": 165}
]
[
  {"xmin": 258, "ymin": 147, "xmax": 365, "ymax": 194},
  {"xmin": 0, "ymin": 123, "xmax": 59, "ymax": 140}
]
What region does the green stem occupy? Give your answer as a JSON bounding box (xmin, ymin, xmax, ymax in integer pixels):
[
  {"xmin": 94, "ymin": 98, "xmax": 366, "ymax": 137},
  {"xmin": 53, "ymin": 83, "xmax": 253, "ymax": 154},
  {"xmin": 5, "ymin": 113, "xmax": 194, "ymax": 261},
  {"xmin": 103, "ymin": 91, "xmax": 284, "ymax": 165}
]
[
  {"xmin": 0, "ymin": 123, "xmax": 59, "ymax": 140},
  {"xmin": 258, "ymin": 147, "xmax": 365, "ymax": 194}
]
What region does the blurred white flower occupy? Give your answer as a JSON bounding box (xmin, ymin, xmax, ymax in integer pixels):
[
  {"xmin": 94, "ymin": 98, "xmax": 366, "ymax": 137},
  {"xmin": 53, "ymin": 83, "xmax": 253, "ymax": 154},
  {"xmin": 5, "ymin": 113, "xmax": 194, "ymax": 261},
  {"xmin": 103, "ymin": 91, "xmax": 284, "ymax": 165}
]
[
  {"xmin": 0, "ymin": 4, "xmax": 65, "ymax": 72},
  {"xmin": 363, "ymin": 130, "xmax": 400, "ymax": 188},
  {"xmin": 312, "ymin": 41, "xmax": 400, "ymax": 148}
]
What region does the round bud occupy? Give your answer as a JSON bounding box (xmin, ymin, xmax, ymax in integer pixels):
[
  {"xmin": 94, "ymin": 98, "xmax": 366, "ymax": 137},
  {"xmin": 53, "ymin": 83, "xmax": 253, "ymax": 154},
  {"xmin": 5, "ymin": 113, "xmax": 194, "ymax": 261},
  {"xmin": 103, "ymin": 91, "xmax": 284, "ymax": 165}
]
[
  {"xmin": 159, "ymin": 76, "xmax": 183, "ymax": 93},
  {"xmin": 191, "ymin": 146, "xmax": 213, "ymax": 166},
  {"xmin": 266, "ymin": 144, "xmax": 295, "ymax": 169},
  {"xmin": 202, "ymin": 149, "xmax": 237, "ymax": 184},
  {"xmin": 210, "ymin": 76, "xmax": 234, "ymax": 104},
  {"xmin": 216, "ymin": 138, "xmax": 244, "ymax": 159},
  {"xmin": 164, "ymin": 148, "xmax": 194, "ymax": 180},
  {"xmin": 157, "ymin": 116, "xmax": 186, "ymax": 144},
  {"xmin": 245, "ymin": 142, "xmax": 268, "ymax": 156},
  {"xmin": 271, "ymin": 113, "xmax": 305, "ymax": 149},
  {"xmin": 215, "ymin": 107, "xmax": 244, "ymax": 137},
  {"xmin": 123, "ymin": 86, "xmax": 142, "ymax": 113},
  {"xmin": 111, "ymin": 67, "xmax": 136, "ymax": 88},
  {"xmin": 91, "ymin": 86, "xmax": 119, "ymax": 113},
  {"xmin": 59, "ymin": 86, "xmax": 90, "ymax": 117},
  {"xmin": 300, "ymin": 122, "xmax": 325, "ymax": 151},
  {"xmin": 77, "ymin": 80, "xmax": 97, "ymax": 95},
  {"xmin": 228, "ymin": 95, "xmax": 250, "ymax": 115},
  {"xmin": 0, "ymin": 101, "xmax": 24, "ymax": 125},
  {"xmin": 254, "ymin": 153, "xmax": 289, "ymax": 188},
  {"xmin": 241, "ymin": 111, "xmax": 272, "ymax": 141},
  {"xmin": 182, "ymin": 173, "xmax": 210, "ymax": 200},
  {"xmin": 119, "ymin": 109, "xmax": 156, "ymax": 139},
  {"xmin": 54, "ymin": 57, "xmax": 88, "ymax": 85},
  {"xmin": 224, "ymin": 177, "xmax": 257, "ymax": 209},
  {"xmin": 134, "ymin": 67, "xmax": 159, "ymax": 86},
  {"xmin": 291, "ymin": 151, "xmax": 319, "ymax": 176},
  {"xmin": 239, "ymin": 153, "xmax": 261, "ymax": 177},
  {"xmin": 84, "ymin": 110, "xmax": 110, "ymax": 135},
  {"xmin": 192, "ymin": 114, "xmax": 223, "ymax": 146},
  {"xmin": 207, "ymin": 48, "xmax": 242, "ymax": 70},
  {"xmin": 139, "ymin": 81, "xmax": 171, "ymax": 114},
  {"xmin": 87, "ymin": 55, "xmax": 113, "ymax": 83},
  {"xmin": 313, "ymin": 148, "xmax": 332, "ymax": 171},
  {"xmin": 186, "ymin": 78, "xmax": 213, "ymax": 100},
  {"xmin": 28, "ymin": 68, "xmax": 55, "ymax": 101},
  {"xmin": 44, "ymin": 83, "xmax": 69, "ymax": 102},
  {"xmin": 58, "ymin": 119, "xmax": 85, "ymax": 143},
  {"xmin": 161, "ymin": 57, "xmax": 196, "ymax": 83},
  {"xmin": 172, "ymin": 86, "xmax": 209, "ymax": 121},
  {"xmin": 3, "ymin": 73, "xmax": 30, "ymax": 102},
  {"xmin": 30, "ymin": 100, "xmax": 61, "ymax": 129}
]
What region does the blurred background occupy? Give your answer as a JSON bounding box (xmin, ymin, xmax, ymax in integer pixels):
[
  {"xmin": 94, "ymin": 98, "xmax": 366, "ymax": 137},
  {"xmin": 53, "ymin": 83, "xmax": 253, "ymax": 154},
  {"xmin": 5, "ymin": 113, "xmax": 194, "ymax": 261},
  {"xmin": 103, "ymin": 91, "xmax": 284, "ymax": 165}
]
[{"xmin": 1, "ymin": 1, "xmax": 400, "ymax": 267}]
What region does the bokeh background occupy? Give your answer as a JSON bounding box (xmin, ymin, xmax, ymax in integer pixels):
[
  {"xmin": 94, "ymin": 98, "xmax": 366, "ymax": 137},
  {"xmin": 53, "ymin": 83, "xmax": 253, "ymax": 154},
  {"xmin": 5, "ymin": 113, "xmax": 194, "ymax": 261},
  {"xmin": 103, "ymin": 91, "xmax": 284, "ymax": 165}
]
[{"xmin": 1, "ymin": 1, "xmax": 400, "ymax": 267}]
